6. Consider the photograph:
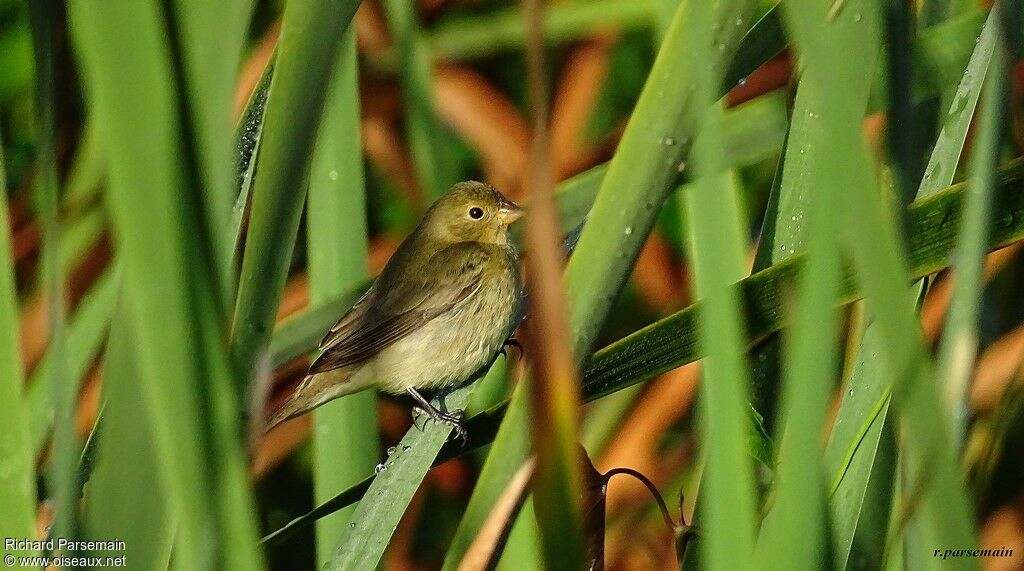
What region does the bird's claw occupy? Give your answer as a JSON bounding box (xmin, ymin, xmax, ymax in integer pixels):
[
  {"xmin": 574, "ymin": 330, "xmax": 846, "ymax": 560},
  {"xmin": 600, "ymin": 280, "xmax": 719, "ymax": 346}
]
[
  {"xmin": 500, "ymin": 338, "xmax": 523, "ymax": 359},
  {"xmin": 411, "ymin": 407, "xmax": 467, "ymax": 445}
]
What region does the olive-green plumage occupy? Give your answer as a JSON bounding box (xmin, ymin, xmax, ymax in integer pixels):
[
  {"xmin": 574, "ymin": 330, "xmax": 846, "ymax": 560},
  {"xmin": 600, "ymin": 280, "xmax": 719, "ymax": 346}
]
[{"xmin": 266, "ymin": 181, "xmax": 523, "ymax": 433}]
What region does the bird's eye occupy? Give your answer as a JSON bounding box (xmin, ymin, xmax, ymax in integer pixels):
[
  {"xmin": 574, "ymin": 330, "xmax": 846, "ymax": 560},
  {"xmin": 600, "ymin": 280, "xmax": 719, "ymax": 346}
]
[{"xmin": 468, "ymin": 207, "xmax": 484, "ymax": 219}]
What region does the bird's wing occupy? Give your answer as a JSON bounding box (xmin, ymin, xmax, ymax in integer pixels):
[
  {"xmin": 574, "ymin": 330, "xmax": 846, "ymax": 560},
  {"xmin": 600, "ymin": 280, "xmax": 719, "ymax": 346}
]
[
  {"xmin": 308, "ymin": 243, "xmax": 488, "ymax": 375},
  {"xmin": 317, "ymin": 288, "xmax": 374, "ymax": 351}
]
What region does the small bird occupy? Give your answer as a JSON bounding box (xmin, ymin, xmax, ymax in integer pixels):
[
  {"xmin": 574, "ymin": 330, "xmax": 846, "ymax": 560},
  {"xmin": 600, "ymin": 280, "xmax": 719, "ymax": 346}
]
[{"xmin": 266, "ymin": 181, "xmax": 524, "ymax": 440}]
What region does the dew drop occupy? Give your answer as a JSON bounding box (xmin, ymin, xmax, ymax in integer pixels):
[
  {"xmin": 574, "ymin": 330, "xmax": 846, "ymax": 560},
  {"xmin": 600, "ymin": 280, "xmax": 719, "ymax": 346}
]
[
  {"xmin": 386, "ymin": 446, "xmax": 397, "ymax": 456},
  {"xmin": 853, "ymin": 12, "xmax": 862, "ymax": 22},
  {"xmin": 624, "ymin": 226, "xmax": 633, "ymax": 236},
  {"xmin": 677, "ymin": 161, "xmax": 687, "ymax": 173},
  {"xmin": 350, "ymin": 523, "xmax": 356, "ymax": 528},
  {"xmin": 735, "ymin": 17, "xmax": 744, "ymax": 26},
  {"xmin": 402, "ymin": 445, "xmax": 411, "ymax": 452},
  {"xmin": 375, "ymin": 463, "xmax": 386, "ymax": 473},
  {"xmin": 737, "ymin": 77, "xmax": 747, "ymax": 86},
  {"xmin": 328, "ymin": 170, "xmax": 339, "ymax": 181},
  {"xmin": 662, "ymin": 136, "xmax": 677, "ymax": 146}
]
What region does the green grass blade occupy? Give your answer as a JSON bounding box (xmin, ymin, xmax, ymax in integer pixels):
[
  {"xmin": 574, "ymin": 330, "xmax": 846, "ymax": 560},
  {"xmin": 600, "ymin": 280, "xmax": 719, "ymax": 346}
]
[
  {"xmin": 417, "ymin": 0, "xmax": 782, "ymax": 82},
  {"xmin": 169, "ymin": 0, "xmax": 255, "ymax": 298},
  {"xmin": 229, "ymin": 0, "xmax": 361, "ymax": 399},
  {"xmin": 757, "ymin": 175, "xmax": 842, "ymax": 569},
  {"xmin": 918, "ymin": 9, "xmax": 1000, "ymax": 199},
  {"xmin": 63, "ymin": 122, "xmax": 104, "ymax": 211},
  {"xmin": 27, "ymin": 264, "xmax": 120, "ymax": 455},
  {"xmin": 783, "ymin": 6, "xmax": 980, "ymax": 565},
  {"xmin": 685, "ymin": 158, "xmax": 759, "ymax": 569},
  {"xmin": 825, "ymin": 325, "xmax": 898, "ymax": 570},
  {"xmin": 869, "ymin": 10, "xmax": 986, "ymax": 114},
  {"xmin": 936, "ymin": 4, "xmax": 1008, "ymax": 447},
  {"xmin": 0, "ymin": 131, "xmax": 36, "ymax": 558},
  {"xmin": 69, "ymin": 1, "xmax": 263, "ymax": 567},
  {"xmin": 229, "ymin": 57, "xmax": 274, "ymax": 284},
  {"xmin": 383, "ymin": 0, "xmax": 456, "ymax": 201},
  {"xmin": 423, "ymin": 0, "xmax": 650, "ymax": 62},
  {"xmin": 271, "ymin": 87, "xmax": 787, "ymax": 369},
  {"xmin": 756, "ymin": 2, "xmax": 880, "ymax": 565},
  {"xmin": 520, "ymin": 0, "xmax": 586, "ymax": 566},
  {"xmin": 825, "ymin": 7, "xmax": 1003, "ymax": 567},
  {"xmin": 921, "ymin": 0, "xmax": 978, "ymax": 26},
  {"xmin": 83, "ymin": 314, "xmax": 173, "ymax": 570},
  {"xmin": 439, "ymin": 383, "xmax": 533, "ymax": 569},
  {"xmin": 263, "ymin": 160, "xmax": 1024, "ymax": 539},
  {"xmin": 28, "ymin": 0, "xmax": 78, "ymax": 546},
  {"xmin": 325, "ymin": 386, "xmax": 474, "ymax": 570},
  {"xmin": 564, "ymin": 0, "xmax": 757, "ymax": 398},
  {"xmin": 70, "ymin": 0, "xmax": 217, "ymax": 562},
  {"xmin": 307, "ymin": 29, "xmax": 379, "ymax": 565},
  {"xmin": 453, "ymin": 0, "xmax": 761, "ymax": 566}
]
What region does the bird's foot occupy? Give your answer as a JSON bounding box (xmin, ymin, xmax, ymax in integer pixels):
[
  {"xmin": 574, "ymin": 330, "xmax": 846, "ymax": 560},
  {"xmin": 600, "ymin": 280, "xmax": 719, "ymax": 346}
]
[
  {"xmin": 412, "ymin": 406, "xmax": 467, "ymax": 445},
  {"xmin": 500, "ymin": 338, "xmax": 523, "ymax": 359}
]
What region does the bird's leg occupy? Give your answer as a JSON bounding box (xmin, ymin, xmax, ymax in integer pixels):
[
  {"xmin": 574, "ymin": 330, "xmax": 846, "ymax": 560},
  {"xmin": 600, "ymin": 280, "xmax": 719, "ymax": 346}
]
[
  {"xmin": 406, "ymin": 387, "xmax": 467, "ymax": 444},
  {"xmin": 500, "ymin": 338, "xmax": 522, "ymax": 359}
]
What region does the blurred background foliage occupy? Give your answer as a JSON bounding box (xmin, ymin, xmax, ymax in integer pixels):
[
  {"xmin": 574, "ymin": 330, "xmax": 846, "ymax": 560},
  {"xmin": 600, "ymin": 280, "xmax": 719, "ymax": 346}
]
[{"xmin": 2, "ymin": 0, "xmax": 1024, "ymax": 569}]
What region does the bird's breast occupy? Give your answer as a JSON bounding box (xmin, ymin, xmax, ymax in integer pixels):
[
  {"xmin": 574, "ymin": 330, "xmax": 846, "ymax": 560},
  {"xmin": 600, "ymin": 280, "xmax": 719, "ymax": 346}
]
[{"xmin": 365, "ymin": 252, "xmax": 521, "ymax": 394}]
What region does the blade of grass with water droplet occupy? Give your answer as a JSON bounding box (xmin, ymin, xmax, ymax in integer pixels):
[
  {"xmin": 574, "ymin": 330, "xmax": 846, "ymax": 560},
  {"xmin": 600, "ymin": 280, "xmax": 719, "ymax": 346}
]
[
  {"xmin": 229, "ymin": 0, "xmax": 362, "ymax": 401},
  {"xmin": 756, "ymin": 2, "xmax": 880, "ymax": 565},
  {"xmin": 262, "ymin": 161, "xmax": 1024, "ymax": 543},
  {"xmin": 451, "ymin": 1, "xmax": 761, "ymax": 566},
  {"xmin": 325, "ymin": 386, "xmax": 474, "ymax": 570},
  {"xmin": 307, "ymin": 28, "xmax": 380, "ymax": 565},
  {"xmin": 826, "ymin": 7, "xmax": 1002, "ymax": 567},
  {"xmin": 936, "ymin": 4, "xmax": 1008, "ymax": 448}
]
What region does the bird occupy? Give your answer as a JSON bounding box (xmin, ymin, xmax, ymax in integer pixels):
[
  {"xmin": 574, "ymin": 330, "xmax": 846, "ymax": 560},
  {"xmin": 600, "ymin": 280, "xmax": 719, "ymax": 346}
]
[{"xmin": 265, "ymin": 181, "xmax": 525, "ymax": 441}]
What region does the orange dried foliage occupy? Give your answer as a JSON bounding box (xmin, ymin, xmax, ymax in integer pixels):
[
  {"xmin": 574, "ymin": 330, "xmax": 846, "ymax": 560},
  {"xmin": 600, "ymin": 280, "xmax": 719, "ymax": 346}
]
[
  {"xmin": 922, "ymin": 243, "xmax": 1022, "ymax": 343},
  {"xmin": 972, "ymin": 325, "xmax": 1024, "ymax": 413},
  {"xmin": 434, "ymin": 65, "xmax": 530, "ymax": 197}
]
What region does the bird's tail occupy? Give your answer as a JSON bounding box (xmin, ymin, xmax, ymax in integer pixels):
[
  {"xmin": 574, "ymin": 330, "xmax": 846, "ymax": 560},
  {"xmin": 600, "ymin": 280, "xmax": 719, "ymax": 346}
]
[
  {"xmin": 264, "ymin": 369, "xmax": 355, "ymax": 431},
  {"xmin": 264, "ymin": 375, "xmax": 318, "ymax": 431}
]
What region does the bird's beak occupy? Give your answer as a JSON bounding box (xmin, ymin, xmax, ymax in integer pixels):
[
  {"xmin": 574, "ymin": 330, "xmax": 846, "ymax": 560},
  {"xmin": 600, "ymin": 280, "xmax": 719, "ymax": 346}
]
[{"xmin": 498, "ymin": 199, "xmax": 524, "ymax": 224}]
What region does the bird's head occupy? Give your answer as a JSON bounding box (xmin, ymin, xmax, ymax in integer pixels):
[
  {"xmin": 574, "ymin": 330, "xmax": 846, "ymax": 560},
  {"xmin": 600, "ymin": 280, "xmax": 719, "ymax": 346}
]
[{"xmin": 420, "ymin": 181, "xmax": 524, "ymax": 246}]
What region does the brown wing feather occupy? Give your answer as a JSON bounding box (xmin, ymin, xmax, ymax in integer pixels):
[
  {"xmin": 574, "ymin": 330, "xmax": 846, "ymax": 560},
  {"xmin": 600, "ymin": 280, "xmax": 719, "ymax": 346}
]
[
  {"xmin": 318, "ymin": 288, "xmax": 374, "ymax": 351},
  {"xmin": 307, "ymin": 243, "xmax": 487, "ymax": 376}
]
